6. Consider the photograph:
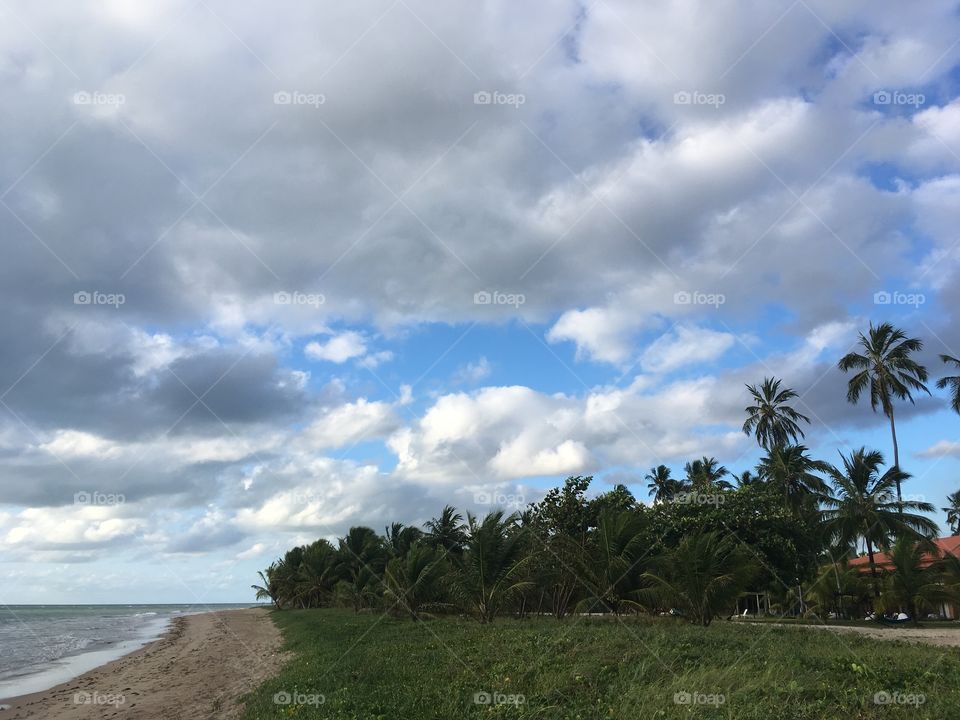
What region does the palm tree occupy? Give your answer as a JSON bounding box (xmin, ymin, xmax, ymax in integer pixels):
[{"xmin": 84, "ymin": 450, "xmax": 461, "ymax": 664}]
[
  {"xmin": 683, "ymin": 457, "xmax": 733, "ymax": 491},
  {"xmin": 878, "ymin": 537, "xmax": 947, "ymax": 624},
  {"xmin": 742, "ymin": 377, "xmax": 811, "ymax": 450},
  {"xmin": 582, "ymin": 510, "xmax": 648, "ymax": 614},
  {"xmin": 645, "ymin": 465, "xmax": 678, "ymax": 503},
  {"xmin": 937, "ymin": 355, "xmax": 960, "ymax": 415},
  {"xmin": 819, "ymin": 448, "xmax": 938, "ymax": 598},
  {"xmin": 756, "ymin": 444, "xmax": 830, "ymax": 509},
  {"xmin": 384, "ymin": 522, "xmax": 424, "ymax": 558},
  {"xmin": 735, "ymin": 470, "xmax": 760, "ymax": 487},
  {"xmin": 424, "ymin": 505, "xmax": 468, "ymax": 554},
  {"xmin": 337, "ymin": 526, "xmax": 386, "ymax": 612},
  {"xmin": 449, "ymin": 511, "xmax": 531, "ymax": 623},
  {"xmin": 838, "ymin": 322, "xmax": 929, "ymax": 504},
  {"xmin": 383, "ymin": 543, "xmax": 448, "ymax": 620},
  {"xmin": 251, "ymin": 565, "xmax": 282, "ymax": 609},
  {"xmin": 943, "ymin": 490, "xmax": 960, "ymax": 535},
  {"xmin": 295, "ymin": 539, "xmax": 339, "ymax": 608},
  {"xmin": 638, "ymin": 531, "xmax": 756, "ymax": 626}
]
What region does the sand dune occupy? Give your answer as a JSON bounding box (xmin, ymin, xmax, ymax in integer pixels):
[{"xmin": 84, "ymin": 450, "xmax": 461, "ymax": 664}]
[{"xmin": 0, "ymin": 608, "xmax": 286, "ymax": 720}]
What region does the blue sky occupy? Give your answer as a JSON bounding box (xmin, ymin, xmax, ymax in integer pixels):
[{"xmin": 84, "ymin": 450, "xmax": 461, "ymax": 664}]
[{"xmin": 1, "ymin": 0, "xmax": 960, "ymax": 603}]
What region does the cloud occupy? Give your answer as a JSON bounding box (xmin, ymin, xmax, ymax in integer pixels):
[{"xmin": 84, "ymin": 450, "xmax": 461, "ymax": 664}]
[
  {"xmin": 641, "ymin": 325, "xmax": 736, "ymax": 374},
  {"xmin": 453, "ymin": 357, "xmax": 492, "ymax": 384},
  {"xmin": 305, "ymin": 332, "xmax": 367, "ymax": 363}
]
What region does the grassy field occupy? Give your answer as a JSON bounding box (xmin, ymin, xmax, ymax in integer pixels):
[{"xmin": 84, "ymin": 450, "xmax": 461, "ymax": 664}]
[{"xmin": 242, "ymin": 609, "xmax": 960, "ymax": 719}]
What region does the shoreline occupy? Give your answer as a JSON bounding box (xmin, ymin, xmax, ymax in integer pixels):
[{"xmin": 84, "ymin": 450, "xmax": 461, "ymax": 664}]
[{"xmin": 0, "ymin": 608, "xmax": 285, "ymax": 719}]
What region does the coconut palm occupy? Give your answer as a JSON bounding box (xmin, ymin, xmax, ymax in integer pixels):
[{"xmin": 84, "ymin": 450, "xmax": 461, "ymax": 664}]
[
  {"xmin": 683, "ymin": 457, "xmax": 733, "ymax": 491},
  {"xmin": 295, "ymin": 539, "xmax": 339, "ymax": 608},
  {"xmin": 877, "ymin": 537, "xmax": 948, "ymax": 624},
  {"xmin": 251, "ymin": 565, "xmax": 283, "ymax": 609},
  {"xmin": 424, "ymin": 505, "xmax": 468, "ymax": 554},
  {"xmin": 383, "ymin": 543, "xmax": 448, "ymax": 620},
  {"xmin": 742, "ymin": 377, "xmax": 811, "ymax": 450},
  {"xmin": 448, "ymin": 511, "xmax": 531, "ymax": 623},
  {"xmin": 638, "ymin": 531, "xmax": 756, "ymax": 626},
  {"xmin": 581, "ymin": 510, "xmax": 648, "ymax": 614},
  {"xmin": 756, "ymin": 444, "xmax": 830, "ymax": 509},
  {"xmin": 384, "ymin": 522, "xmax": 424, "ymax": 558},
  {"xmin": 937, "ymin": 355, "xmax": 960, "ymax": 415},
  {"xmin": 838, "ymin": 322, "xmax": 929, "ymax": 504},
  {"xmin": 645, "ymin": 465, "xmax": 679, "ymax": 503},
  {"xmin": 943, "ymin": 490, "xmax": 960, "ymax": 535},
  {"xmin": 819, "ymin": 448, "xmax": 938, "ymax": 597}
]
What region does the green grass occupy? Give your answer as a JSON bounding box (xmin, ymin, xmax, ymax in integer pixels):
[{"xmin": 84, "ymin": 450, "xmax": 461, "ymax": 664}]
[{"xmin": 242, "ymin": 609, "xmax": 960, "ymax": 719}]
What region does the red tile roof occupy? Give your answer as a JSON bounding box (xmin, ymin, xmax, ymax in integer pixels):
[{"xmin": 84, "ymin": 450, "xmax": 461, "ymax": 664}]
[{"xmin": 848, "ymin": 536, "xmax": 960, "ymax": 572}]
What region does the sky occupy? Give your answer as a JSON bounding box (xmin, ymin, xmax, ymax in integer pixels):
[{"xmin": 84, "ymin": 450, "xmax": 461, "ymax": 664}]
[{"xmin": 1, "ymin": 0, "xmax": 960, "ymax": 603}]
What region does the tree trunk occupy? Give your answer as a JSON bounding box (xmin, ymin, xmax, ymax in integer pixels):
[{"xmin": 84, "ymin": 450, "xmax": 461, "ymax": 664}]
[
  {"xmin": 866, "ymin": 539, "xmax": 881, "ymax": 599},
  {"xmin": 889, "ymin": 407, "xmax": 902, "ymax": 510}
]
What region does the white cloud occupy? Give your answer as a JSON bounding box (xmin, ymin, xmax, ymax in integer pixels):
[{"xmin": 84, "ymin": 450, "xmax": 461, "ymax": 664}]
[
  {"xmin": 641, "ymin": 325, "xmax": 736, "ymax": 374},
  {"xmin": 305, "ymin": 331, "xmax": 367, "ymax": 363}
]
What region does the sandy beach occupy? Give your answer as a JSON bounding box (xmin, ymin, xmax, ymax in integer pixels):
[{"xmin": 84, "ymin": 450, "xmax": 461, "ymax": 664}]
[
  {"xmin": 0, "ymin": 609, "xmax": 285, "ymax": 720},
  {"xmin": 757, "ymin": 621, "xmax": 960, "ymax": 648}
]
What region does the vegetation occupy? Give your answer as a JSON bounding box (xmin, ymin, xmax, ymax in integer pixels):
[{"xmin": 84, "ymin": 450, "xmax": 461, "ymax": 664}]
[{"xmin": 242, "ymin": 609, "xmax": 960, "ymax": 719}]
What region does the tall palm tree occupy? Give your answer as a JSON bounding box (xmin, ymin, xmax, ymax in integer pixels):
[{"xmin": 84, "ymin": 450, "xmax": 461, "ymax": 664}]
[
  {"xmin": 937, "ymin": 355, "xmax": 960, "ymax": 415},
  {"xmin": 424, "ymin": 505, "xmax": 468, "ymax": 554},
  {"xmin": 683, "ymin": 457, "xmax": 733, "ymax": 491},
  {"xmin": 742, "ymin": 377, "xmax": 811, "ymax": 450},
  {"xmin": 638, "ymin": 531, "xmax": 756, "ymax": 626},
  {"xmin": 943, "ymin": 489, "xmax": 960, "ymax": 535},
  {"xmin": 838, "ymin": 322, "xmax": 929, "ymax": 505},
  {"xmin": 756, "ymin": 444, "xmax": 830, "ymax": 509},
  {"xmin": 645, "ymin": 465, "xmax": 678, "ymax": 503},
  {"xmin": 819, "ymin": 448, "xmax": 937, "ymax": 598}
]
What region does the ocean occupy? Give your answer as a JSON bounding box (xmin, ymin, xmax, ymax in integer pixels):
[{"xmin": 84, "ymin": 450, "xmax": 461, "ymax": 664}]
[{"xmin": 0, "ymin": 604, "xmax": 258, "ymax": 700}]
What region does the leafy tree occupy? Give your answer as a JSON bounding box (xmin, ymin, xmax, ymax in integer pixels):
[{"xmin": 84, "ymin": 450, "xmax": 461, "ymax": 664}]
[
  {"xmin": 944, "ymin": 490, "xmax": 960, "ymax": 536},
  {"xmin": 937, "ymin": 354, "xmax": 960, "ymax": 415},
  {"xmin": 639, "ymin": 531, "xmax": 756, "ymax": 626},
  {"xmin": 742, "ymin": 377, "xmax": 811, "ymax": 450},
  {"xmin": 820, "ymin": 448, "xmax": 937, "ymax": 597},
  {"xmin": 449, "ymin": 511, "xmax": 531, "ymax": 623},
  {"xmin": 838, "ymin": 322, "xmax": 929, "ymax": 504}
]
